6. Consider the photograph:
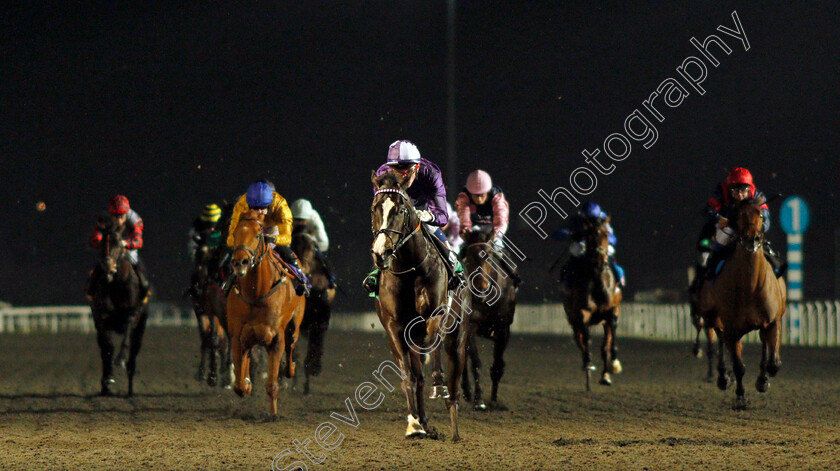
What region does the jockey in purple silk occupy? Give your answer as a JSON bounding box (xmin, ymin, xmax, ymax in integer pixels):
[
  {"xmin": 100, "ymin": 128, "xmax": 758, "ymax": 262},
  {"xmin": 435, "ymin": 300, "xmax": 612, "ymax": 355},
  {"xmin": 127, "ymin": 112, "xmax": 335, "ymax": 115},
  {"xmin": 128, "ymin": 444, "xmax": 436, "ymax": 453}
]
[{"xmin": 364, "ymin": 140, "xmax": 465, "ymax": 295}]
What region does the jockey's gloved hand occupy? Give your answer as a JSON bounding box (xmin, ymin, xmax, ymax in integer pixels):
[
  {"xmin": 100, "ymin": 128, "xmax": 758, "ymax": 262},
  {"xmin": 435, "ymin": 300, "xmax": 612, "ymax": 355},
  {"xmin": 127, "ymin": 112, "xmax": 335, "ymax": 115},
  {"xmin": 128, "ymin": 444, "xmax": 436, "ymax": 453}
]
[
  {"xmin": 492, "ymin": 237, "xmax": 505, "ymax": 250},
  {"xmin": 569, "ymin": 240, "xmax": 586, "ymax": 257},
  {"xmin": 417, "ymin": 210, "xmax": 434, "ymax": 223}
]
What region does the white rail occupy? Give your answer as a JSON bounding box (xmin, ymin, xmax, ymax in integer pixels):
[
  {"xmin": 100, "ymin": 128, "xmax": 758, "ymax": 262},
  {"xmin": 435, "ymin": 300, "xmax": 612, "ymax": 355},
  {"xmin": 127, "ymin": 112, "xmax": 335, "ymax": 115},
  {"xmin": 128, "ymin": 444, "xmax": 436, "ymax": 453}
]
[{"xmin": 2, "ymin": 301, "xmax": 839, "ymax": 347}]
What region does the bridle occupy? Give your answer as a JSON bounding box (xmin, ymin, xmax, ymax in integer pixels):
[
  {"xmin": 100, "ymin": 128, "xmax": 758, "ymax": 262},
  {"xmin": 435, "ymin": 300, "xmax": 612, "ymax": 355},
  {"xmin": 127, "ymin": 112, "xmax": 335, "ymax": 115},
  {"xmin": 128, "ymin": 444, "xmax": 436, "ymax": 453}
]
[
  {"xmin": 232, "ymin": 218, "xmax": 271, "ymax": 269},
  {"xmin": 101, "ymin": 231, "xmax": 127, "ymax": 279},
  {"xmin": 735, "ymin": 201, "xmax": 765, "ymax": 254},
  {"xmin": 371, "ymin": 188, "xmax": 428, "ymax": 274}
]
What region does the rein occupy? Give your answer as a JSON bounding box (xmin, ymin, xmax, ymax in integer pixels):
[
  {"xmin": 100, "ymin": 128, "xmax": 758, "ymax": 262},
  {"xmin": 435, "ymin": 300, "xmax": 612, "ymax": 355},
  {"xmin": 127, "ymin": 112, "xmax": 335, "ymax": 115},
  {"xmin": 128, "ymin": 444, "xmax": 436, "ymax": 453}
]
[
  {"xmin": 232, "ymin": 218, "xmax": 290, "ymax": 306},
  {"xmin": 372, "ymin": 187, "xmax": 431, "ymax": 275}
]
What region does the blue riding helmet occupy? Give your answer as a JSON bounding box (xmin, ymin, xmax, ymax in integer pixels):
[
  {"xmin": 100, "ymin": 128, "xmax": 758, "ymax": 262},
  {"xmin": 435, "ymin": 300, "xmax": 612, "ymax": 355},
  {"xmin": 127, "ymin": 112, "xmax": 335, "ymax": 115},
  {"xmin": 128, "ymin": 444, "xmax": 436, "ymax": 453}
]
[
  {"xmin": 246, "ymin": 182, "xmax": 274, "ymax": 208},
  {"xmin": 581, "ymin": 202, "xmax": 606, "ymax": 219}
]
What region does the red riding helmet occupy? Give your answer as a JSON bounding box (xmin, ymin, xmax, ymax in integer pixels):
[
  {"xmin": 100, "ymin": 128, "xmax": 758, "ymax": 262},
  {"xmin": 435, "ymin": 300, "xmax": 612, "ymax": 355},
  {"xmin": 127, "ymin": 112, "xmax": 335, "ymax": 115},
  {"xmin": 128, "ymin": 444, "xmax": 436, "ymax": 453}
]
[
  {"xmin": 108, "ymin": 195, "xmax": 131, "ymax": 215},
  {"xmin": 726, "ymin": 167, "xmax": 753, "ymax": 187}
]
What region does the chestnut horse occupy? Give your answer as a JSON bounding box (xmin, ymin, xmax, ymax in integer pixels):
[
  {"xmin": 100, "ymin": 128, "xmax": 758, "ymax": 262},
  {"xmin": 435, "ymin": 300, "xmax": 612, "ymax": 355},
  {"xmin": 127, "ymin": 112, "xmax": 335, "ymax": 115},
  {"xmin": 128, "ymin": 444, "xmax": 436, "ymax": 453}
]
[
  {"xmin": 370, "ymin": 171, "xmax": 469, "ymax": 441},
  {"xmin": 226, "ymin": 211, "xmax": 305, "ymax": 415},
  {"xmin": 459, "ymin": 224, "xmax": 516, "ymax": 410},
  {"xmin": 291, "ymin": 227, "xmax": 336, "ymax": 394},
  {"xmin": 700, "ymin": 197, "xmax": 786, "ymax": 409},
  {"xmin": 89, "ymin": 226, "xmax": 148, "ymax": 396},
  {"xmin": 189, "ymin": 243, "xmax": 231, "ymax": 388},
  {"xmin": 561, "ymin": 216, "xmax": 623, "ymax": 391}
]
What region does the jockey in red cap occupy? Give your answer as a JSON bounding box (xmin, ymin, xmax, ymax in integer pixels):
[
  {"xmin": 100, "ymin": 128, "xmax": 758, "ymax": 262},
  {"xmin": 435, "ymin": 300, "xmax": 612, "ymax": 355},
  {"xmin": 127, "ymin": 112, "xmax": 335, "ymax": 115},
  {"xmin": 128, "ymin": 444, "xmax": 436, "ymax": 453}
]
[
  {"xmin": 698, "ymin": 168, "xmax": 785, "ymax": 282},
  {"xmin": 87, "ymin": 195, "xmax": 150, "ymax": 301}
]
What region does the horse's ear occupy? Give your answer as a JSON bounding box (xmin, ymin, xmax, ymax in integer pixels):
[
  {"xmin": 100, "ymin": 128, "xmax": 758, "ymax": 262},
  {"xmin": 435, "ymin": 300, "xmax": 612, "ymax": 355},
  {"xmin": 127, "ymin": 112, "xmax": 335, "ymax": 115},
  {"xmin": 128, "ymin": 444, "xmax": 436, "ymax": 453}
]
[
  {"xmin": 396, "ymin": 172, "xmax": 410, "ymax": 190},
  {"xmin": 371, "ymin": 170, "xmax": 379, "ymax": 188}
]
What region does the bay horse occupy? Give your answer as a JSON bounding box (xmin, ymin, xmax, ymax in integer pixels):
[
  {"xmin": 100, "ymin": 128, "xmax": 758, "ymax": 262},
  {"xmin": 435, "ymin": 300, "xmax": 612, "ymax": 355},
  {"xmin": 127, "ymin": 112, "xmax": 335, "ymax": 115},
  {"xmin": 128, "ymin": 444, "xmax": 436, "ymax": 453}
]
[
  {"xmin": 89, "ymin": 225, "xmax": 148, "ymax": 396},
  {"xmin": 700, "ymin": 197, "xmax": 786, "ymax": 409},
  {"xmin": 561, "ymin": 216, "xmax": 623, "ymax": 391},
  {"xmin": 689, "ymin": 274, "xmax": 717, "ymax": 382},
  {"xmin": 226, "ymin": 210, "xmax": 305, "ymax": 415},
  {"xmin": 188, "ymin": 243, "xmax": 231, "ymax": 388},
  {"xmin": 459, "ymin": 223, "xmax": 516, "ymax": 410},
  {"xmin": 370, "ymin": 171, "xmax": 469, "ymax": 441},
  {"xmin": 291, "ymin": 227, "xmax": 336, "ymax": 394}
]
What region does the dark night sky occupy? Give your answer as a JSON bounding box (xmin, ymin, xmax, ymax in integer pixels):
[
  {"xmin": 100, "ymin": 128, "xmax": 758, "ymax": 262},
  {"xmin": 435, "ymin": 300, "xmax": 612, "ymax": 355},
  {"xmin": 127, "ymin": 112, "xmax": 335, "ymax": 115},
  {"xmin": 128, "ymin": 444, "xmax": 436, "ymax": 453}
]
[{"xmin": 2, "ymin": 1, "xmax": 839, "ymax": 309}]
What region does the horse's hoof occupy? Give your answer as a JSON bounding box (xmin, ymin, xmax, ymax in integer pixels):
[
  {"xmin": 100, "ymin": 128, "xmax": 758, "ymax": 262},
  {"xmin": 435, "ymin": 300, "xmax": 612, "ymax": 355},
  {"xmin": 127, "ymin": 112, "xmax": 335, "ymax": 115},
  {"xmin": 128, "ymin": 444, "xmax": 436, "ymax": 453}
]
[
  {"xmin": 583, "ymin": 363, "xmax": 596, "ymax": 372},
  {"xmin": 599, "ymin": 375, "xmax": 612, "ymax": 386},
  {"xmin": 610, "ymin": 359, "xmax": 622, "ymax": 374},
  {"xmin": 733, "ymin": 396, "xmax": 747, "ymax": 410},
  {"xmin": 692, "ymin": 346, "xmax": 702, "ymax": 358},
  {"xmin": 474, "ymin": 402, "xmax": 488, "ymax": 411},
  {"xmin": 207, "ymin": 374, "xmax": 217, "ymax": 387},
  {"xmin": 405, "ymin": 414, "xmax": 427, "ymax": 438},
  {"xmin": 755, "ymin": 377, "xmax": 769, "ymax": 393},
  {"xmin": 768, "ymin": 360, "xmax": 781, "ymax": 377},
  {"xmin": 717, "ymin": 376, "xmax": 730, "ymax": 391},
  {"xmin": 429, "ymin": 385, "xmax": 450, "ymax": 400}
]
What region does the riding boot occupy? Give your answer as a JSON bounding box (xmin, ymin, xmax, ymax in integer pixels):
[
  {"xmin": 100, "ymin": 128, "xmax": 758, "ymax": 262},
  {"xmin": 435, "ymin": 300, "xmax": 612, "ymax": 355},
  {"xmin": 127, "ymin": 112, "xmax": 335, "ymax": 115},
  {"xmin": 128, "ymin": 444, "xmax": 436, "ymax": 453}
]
[
  {"xmin": 276, "ymin": 245, "xmax": 311, "ymax": 296},
  {"xmin": 704, "ymin": 245, "xmax": 734, "ymax": 281},
  {"xmin": 763, "ymin": 241, "xmax": 787, "ymax": 278},
  {"xmin": 133, "ymin": 263, "xmax": 150, "ymax": 302},
  {"xmin": 363, "ymin": 268, "xmax": 380, "ymax": 297},
  {"xmin": 610, "ymin": 260, "xmax": 626, "ymax": 289},
  {"xmin": 447, "ymin": 249, "xmax": 466, "ymax": 291}
]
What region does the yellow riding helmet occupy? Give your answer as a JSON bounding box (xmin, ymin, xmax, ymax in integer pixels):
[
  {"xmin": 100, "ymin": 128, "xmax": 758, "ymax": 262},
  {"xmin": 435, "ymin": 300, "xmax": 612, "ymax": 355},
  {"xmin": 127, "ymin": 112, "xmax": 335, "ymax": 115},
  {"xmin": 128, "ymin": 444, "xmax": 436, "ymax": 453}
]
[{"xmin": 201, "ymin": 204, "xmax": 222, "ymax": 223}]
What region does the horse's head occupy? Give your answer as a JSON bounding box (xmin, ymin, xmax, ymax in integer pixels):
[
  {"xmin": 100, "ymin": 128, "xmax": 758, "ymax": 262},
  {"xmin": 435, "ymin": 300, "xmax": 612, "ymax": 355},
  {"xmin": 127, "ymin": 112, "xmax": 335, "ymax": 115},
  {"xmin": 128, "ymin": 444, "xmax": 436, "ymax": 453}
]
[
  {"xmin": 98, "ymin": 223, "xmax": 128, "ymax": 282},
  {"xmin": 734, "ymin": 197, "xmax": 765, "ymax": 254},
  {"xmin": 230, "ymin": 210, "xmax": 267, "ymax": 278},
  {"xmin": 370, "ymin": 171, "xmax": 417, "ymax": 270},
  {"xmin": 582, "ymin": 216, "xmax": 611, "ymax": 267}
]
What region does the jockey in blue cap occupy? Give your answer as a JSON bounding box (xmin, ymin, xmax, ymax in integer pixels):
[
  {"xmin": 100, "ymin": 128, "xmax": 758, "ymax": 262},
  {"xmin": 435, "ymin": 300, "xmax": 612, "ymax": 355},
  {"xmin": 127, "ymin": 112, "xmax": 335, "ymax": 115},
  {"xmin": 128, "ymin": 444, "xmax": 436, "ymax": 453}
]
[
  {"xmin": 552, "ymin": 202, "xmax": 626, "ymax": 289},
  {"xmin": 224, "ymin": 180, "xmax": 311, "ymax": 296},
  {"xmin": 363, "ymin": 140, "xmax": 465, "ymax": 295}
]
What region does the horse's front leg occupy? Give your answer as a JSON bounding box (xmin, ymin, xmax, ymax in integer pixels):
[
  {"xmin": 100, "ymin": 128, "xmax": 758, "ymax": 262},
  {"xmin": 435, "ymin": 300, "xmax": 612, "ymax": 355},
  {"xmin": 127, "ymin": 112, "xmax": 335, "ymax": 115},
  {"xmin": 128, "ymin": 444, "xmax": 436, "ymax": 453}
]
[
  {"xmin": 443, "ymin": 315, "xmax": 468, "ymax": 442},
  {"xmin": 126, "ymin": 310, "xmax": 147, "ymax": 397},
  {"xmin": 230, "ymin": 325, "xmax": 253, "ymax": 397},
  {"xmin": 382, "ymin": 318, "xmax": 424, "ymax": 437},
  {"xmin": 572, "ymin": 321, "xmax": 594, "ymax": 391},
  {"xmin": 726, "ymin": 332, "xmax": 747, "ymax": 410},
  {"xmin": 756, "ymin": 327, "xmax": 770, "ymax": 393},
  {"xmin": 705, "ymin": 327, "xmax": 716, "ymax": 383},
  {"xmin": 599, "ymin": 319, "xmax": 614, "ymax": 386},
  {"xmin": 766, "ymin": 319, "xmax": 782, "ymax": 377},
  {"xmin": 489, "ymin": 326, "xmax": 510, "ymax": 405},
  {"xmin": 96, "ymin": 325, "xmax": 116, "ymax": 396},
  {"xmin": 715, "ymin": 326, "xmax": 730, "ymax": 391},
  {"xmin": 467, "ymin": 324, "xmax": 485, "ymax": 410},
  {"xmin": 266, "ymin": 334, "xmax": 284, "ymax": 416}
]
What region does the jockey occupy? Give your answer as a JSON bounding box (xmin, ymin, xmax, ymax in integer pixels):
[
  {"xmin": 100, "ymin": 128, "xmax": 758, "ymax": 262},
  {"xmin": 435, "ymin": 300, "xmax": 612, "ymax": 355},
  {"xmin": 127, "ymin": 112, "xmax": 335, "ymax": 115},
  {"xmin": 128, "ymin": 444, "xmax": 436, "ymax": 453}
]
[
  {"xmin": 189, "ymin": 203, "xmax": 223, "ymax": 259},
  {"xmin": 701, "ymin": 167, "xmax": 785, "ymax": 279},
  {"xmin": 290, "ymin": 198, "xmax": 337, "ymax": 289},
  {"xmin": 455, "ymin": 169, "xmax": 521, "ymax": 287},
  {"xmin": 552, "ymin": 202, "xmax": 626, "ymax": 288},
  {"xmin": 87, "ymin": 195, "xmax": 150, "ymax": 301},
  {"xmin": 443, "ymin": 202, "xmax": 463, "ymax": 254},
  {"xmin": 363, "ymin": 140, "xmax": 465, "ymax": 294},
  {"xmin": 225, "ymin": 180, "xmax": 311, "ymax": 296}
]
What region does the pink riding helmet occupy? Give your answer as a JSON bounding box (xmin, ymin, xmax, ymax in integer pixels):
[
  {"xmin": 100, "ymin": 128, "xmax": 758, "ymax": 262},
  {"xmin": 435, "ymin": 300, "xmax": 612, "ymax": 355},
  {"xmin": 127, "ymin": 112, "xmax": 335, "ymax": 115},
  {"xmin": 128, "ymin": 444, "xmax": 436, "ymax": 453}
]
[{"xmin": 466, "ymin": 169, "xmax": 492, "ymax": 194}]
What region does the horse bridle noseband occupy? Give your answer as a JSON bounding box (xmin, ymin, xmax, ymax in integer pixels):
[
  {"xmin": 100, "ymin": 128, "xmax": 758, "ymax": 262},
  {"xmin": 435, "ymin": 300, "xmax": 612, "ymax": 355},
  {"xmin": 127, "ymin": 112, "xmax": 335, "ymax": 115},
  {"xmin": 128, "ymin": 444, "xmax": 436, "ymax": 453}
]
[
  {"xmin": 372, "ymin": 188, "xmax": 428, "ymax": 274},
  {"xmin": 232, "ymin": 218, "xmax": 270, "ymax": 269}
]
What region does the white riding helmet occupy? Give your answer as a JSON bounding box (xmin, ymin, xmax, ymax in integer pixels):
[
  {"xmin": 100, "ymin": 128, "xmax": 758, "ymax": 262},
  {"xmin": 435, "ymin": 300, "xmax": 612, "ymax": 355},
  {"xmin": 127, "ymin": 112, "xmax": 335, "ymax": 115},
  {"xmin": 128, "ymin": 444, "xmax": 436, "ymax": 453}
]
[{"xmin": 290, "ymin": 198, "xmax": 314, "ymax": 220}]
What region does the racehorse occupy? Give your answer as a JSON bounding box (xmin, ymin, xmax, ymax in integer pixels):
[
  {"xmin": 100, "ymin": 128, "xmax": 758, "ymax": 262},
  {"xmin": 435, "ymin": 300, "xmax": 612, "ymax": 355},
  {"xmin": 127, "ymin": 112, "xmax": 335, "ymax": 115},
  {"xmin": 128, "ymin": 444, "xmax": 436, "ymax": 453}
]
[
  {"xmin": 689, "ymin": 274, "xmax": 717, "ymax": 382},
  {"xmin": 291, "ymin": 227, "xmax": 336, "ymax": 394},
  {"xmin": 370, "ymin": 171, "xmax": 469, "ymax": 441},
  {"xmin": 226, "ymin": 211, "xmax": 305, "ymax": 415},
  {"xmin": 188, "ymin": 243, "xmax": 231, "ymax": 388},
  {"xmin": 561, "ymin": 215, "xmax": 623, "ymax": 391},
  {"xmin": 459, "ymin": 223, "xmax": 516, "ymax": 410},
  {"xmin": 89, "ymin": 225, "xmax": 148, "ymax": 396},
  {"xmin": 700, "ymin": 197, "xmax": 787, "ymax": 410}
]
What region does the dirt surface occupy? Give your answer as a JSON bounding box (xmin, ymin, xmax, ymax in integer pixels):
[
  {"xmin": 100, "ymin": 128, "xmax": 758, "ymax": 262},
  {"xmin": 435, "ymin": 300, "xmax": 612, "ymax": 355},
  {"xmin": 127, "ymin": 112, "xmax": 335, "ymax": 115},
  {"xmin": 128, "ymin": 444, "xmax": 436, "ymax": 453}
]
[{"xmin": 2, "ymin": 326, "xmax": 840, "ymax": 470}]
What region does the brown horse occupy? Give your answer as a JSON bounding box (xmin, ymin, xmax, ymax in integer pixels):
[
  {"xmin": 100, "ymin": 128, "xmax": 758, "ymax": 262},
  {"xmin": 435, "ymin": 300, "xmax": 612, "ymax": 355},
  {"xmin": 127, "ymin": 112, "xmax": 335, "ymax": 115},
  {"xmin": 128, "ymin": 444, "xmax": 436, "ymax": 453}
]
[
  {"xmin": 689, "ymin": 276, "xmax": 718, "ymax": 382},
  {"xmin": 370, "ymin": 171, "xmax": 469, "ymax": 441},
  {"xmin": 189, "ymin": 243, "xmax": 231, "ymax": 388},
  {"xmin": 700, "ymin": 197, "xmax": 786, "ymax": 410},
  {"xmin": 89, "ymin": 225, "xmax": 148, "ymax": 396},
  {"xmin": 226, "ymin": 211, "xmax": 305, "ymax": 415},
  {"xmin": 459, "ymin": 224, "xmax": 517, "ymax": 410},
  {"xmin": 561, "ymin": 216, "xmax": 623, "ymax": 391},
  {"xmin": 291, "ymin": 227, "xmax": 336, "ymax": 394}
]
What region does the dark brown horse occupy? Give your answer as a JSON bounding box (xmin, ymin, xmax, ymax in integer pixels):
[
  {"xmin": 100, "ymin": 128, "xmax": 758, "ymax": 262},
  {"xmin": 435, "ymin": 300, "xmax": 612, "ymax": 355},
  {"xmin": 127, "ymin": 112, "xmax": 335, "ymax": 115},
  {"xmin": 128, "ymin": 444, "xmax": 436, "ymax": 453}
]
[
  {"xmin": 370, "ymin": 171, "xmax": 469, "ymax": 441},
  {"xmin": 89, "ymin": 225, "xmax": 148, "ymax": 396},
  {"xmin": 700, "ymin": 197, "xmax": 786, "ymax": 409},
  {"xmin": 459, "ymin": 223, "xmax": 516, "ymax": 410},
  {"xmin": 689, "ymin": 274, "xmax": 718, "ymax": 382},
  {"xmin": 291, "ymin": 227, "xmax": 336, "ymax": 394},
  {"xmin": 189, "ymin": 243, "xmax": 232, "ymax": 388},
  {"xmin": 226, "ymin": 211, "xmax": 305, "ymax": 415},
  {"xmin": 561, "ymin": 216, "xmax": 623, "ymax": 391}
]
